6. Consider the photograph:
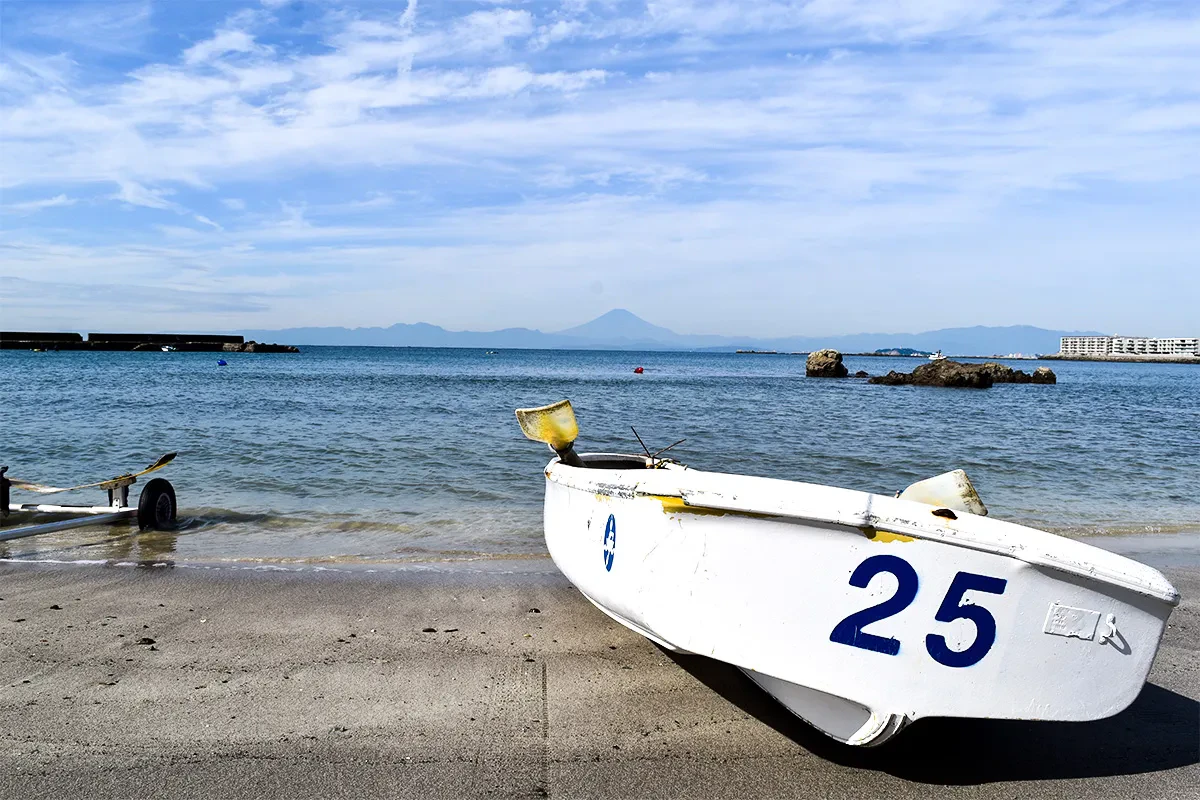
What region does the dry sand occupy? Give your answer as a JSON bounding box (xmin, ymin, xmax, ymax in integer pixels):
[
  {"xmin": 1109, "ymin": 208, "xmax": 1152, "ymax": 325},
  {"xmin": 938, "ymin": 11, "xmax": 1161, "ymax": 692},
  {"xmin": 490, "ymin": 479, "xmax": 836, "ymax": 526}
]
[{"xmin": 1, "ymin": 560, "xmax": 1196, "ymax": 800}]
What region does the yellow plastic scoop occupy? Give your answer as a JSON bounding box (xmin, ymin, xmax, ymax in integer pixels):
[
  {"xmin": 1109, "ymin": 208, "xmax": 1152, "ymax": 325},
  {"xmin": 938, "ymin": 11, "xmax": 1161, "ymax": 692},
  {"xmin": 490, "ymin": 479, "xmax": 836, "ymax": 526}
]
[{"xmin": 515, "ymin": 400, "xmax": 586, "ymax": 467}]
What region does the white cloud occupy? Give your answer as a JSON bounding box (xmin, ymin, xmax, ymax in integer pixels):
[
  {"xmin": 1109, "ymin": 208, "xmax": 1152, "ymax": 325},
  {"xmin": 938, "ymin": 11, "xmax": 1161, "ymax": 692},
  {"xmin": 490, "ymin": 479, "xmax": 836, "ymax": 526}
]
[
  {"xmin": 222, "ymin": 198, "xmax": 247, "ymax": 210},
  {"xmin": 3, "ymin": 194, "xmax": 77, "ymax": 213},
  {"xmin": 531, "ymin": 19, "xmax": 583, "ymax": 50},
  {"xmin": 184, "ymin": 29, "xmax": 263, "ymax": 65},
  {"xmin": 452, "ymin": 9, "xmax": 535, "ymax": 53},
  {"xmin": 113, "ymin": 181, "xmax": 179, "ymax": 211}
]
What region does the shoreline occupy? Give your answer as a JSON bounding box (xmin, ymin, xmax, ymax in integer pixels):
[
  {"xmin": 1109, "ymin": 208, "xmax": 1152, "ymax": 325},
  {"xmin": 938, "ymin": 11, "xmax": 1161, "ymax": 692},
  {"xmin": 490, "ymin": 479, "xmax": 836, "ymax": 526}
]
[
  {"xmin": 2, "ymin": 556, "xmax": 1197, "ymax": 799},
  {"xmin": 4, "ymin": 529, "xmax": 1200, "ymax": 575}
]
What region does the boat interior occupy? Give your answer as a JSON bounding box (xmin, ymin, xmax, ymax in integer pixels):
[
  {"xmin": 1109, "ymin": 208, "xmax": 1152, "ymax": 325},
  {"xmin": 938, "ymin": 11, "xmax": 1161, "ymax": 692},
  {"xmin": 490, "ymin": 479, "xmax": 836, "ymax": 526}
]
[{"xmin": 576, "ymin": 453, "xmax": 661, "ymax": 470}]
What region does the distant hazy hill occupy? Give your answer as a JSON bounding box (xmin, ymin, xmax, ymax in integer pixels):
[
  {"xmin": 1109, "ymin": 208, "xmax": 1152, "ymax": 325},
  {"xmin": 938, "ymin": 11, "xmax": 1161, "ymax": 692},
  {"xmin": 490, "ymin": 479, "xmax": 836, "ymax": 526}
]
[{"xmin": 241, "ymin": 310, "xmax": 1103, "ymax": 355}]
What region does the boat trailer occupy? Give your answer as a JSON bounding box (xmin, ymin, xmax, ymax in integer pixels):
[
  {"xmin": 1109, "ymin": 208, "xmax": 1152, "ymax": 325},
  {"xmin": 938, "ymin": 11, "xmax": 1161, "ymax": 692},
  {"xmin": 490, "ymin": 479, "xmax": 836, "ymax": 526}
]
[{"xmin": 0, "ymin": 453, "xmax": 178, "ymax": 543}]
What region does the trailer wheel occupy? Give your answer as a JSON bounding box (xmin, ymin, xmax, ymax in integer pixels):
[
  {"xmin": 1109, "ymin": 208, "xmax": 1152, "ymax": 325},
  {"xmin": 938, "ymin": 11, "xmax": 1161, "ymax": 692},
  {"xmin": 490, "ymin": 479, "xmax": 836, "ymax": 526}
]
[{"xmin": 138, "ymin": 479, "xmax": 177, "ymax": 531}]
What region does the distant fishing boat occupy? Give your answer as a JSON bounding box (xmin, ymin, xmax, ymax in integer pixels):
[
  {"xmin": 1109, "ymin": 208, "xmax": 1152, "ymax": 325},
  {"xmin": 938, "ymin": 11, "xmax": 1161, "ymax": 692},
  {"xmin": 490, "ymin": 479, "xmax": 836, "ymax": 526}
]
[
  {"xmin": 515, "ymin": 400, "xmax": 1180, "ymax": 747},
  {"xmin": 929, "ymin": 350, "xmax": 947, "ymax": 361},
  {"xmin": 161, "ymin": 345, "xmax": 177, "ymax": 352}
]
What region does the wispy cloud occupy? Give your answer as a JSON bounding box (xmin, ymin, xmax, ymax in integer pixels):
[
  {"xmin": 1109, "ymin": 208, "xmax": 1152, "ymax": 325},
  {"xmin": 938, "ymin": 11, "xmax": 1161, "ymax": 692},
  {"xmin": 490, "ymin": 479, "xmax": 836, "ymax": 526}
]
[
  {"xmin": 13, "ymin": 1, "xmax": 153, "ymax": 54},
  {"xmin": 3, "ymin": 194, "xmax": 77, "ymax": 214}
]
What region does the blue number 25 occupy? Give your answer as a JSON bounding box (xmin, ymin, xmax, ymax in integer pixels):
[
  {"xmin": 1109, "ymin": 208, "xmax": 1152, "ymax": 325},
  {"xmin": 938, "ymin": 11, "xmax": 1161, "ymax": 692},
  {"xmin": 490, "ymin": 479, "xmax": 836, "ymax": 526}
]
[{"xmin": 830, "ymin": 556, "xmax": 1007, "ymax": 668}]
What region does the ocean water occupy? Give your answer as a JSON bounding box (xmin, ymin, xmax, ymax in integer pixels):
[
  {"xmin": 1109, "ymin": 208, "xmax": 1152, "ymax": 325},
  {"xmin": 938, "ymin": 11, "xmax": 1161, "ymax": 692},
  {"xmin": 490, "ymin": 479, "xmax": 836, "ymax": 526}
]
[{"xmin": 2, "ymin": 347, "xmax": 1198, "ymax": 566}]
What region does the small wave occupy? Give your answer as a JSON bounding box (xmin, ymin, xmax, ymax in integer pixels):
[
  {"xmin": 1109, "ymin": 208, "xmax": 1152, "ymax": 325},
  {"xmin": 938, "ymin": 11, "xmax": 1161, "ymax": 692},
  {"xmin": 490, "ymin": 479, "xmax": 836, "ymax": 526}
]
[
  {"xmin": 176, "ymin": 508, "xmax": 424, "ymax": 534},
  {"xmin": 1036, "ymin": 522, "xmax": 1200, "ymax": 538}
]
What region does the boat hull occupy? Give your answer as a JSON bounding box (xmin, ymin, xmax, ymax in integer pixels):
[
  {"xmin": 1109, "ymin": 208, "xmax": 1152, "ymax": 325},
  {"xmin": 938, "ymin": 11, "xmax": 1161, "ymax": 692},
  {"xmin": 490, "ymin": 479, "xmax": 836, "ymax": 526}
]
[{"xmin": 542, "ymin": 455, "xmax": 1178, "ymax": 745}]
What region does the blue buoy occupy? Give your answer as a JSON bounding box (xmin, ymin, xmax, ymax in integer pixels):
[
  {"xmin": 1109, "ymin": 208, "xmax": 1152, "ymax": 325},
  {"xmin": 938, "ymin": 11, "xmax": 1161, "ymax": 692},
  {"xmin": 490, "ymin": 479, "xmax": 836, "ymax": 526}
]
[{"xmin": 217, "ymin": 359, "xmax": 228, "ymax": 366}]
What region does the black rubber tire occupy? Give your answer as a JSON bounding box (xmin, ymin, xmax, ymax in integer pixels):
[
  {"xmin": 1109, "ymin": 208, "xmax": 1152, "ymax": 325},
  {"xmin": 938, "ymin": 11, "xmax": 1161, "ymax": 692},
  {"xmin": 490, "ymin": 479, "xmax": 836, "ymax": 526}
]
[{"xmin": 137, "ymin": 478, "xmax": 177, "ymax": 531}]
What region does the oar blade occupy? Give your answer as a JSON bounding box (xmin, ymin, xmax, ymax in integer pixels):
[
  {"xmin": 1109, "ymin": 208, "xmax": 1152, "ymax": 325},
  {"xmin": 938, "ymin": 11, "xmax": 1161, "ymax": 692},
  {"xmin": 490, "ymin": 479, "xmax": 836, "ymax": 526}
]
[
  {"xmin": 515, "ymin": 400, "xmax": 578, "ymax": 450},
  {"xmin": 12, "ymin": 453, "xmax": 179, "ymax": 494},
  {"xmin": 899, "ymin": 469, "xmax": 988, "ymax": 516},
  {"xmin": 137, "ymin": 452, "xmax": 177, "ymax": 477}
]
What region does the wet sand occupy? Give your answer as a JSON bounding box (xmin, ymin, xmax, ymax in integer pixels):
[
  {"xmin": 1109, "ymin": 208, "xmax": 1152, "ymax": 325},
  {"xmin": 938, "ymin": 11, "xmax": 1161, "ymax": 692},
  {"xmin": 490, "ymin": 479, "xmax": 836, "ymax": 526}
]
[{"xmin": 1, "ymin": 560, "xmax": 1196, "ymax": 800}]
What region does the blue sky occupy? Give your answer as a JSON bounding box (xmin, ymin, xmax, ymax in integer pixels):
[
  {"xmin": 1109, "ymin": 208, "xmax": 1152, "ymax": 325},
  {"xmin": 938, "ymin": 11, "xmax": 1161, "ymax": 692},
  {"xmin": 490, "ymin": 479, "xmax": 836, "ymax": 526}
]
[{"xmin": 2, "ymin": 0, "xmax": 1198, "ymax": 336}]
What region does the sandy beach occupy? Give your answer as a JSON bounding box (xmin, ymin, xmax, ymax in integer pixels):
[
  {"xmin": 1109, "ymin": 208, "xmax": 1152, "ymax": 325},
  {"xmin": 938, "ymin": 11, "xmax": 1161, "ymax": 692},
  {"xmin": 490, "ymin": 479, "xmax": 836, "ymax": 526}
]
[{"xmin": 1, "ymin": 559, "xmax": 1196, "ymax": 800}]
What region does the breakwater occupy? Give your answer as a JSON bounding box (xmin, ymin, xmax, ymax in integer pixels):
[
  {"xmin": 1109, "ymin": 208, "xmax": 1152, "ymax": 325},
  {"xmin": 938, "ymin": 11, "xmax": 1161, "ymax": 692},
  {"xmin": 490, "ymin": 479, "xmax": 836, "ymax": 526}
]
[{"xmin": 0, "ymin": 332, "xmax": 298, "ymax": 353}]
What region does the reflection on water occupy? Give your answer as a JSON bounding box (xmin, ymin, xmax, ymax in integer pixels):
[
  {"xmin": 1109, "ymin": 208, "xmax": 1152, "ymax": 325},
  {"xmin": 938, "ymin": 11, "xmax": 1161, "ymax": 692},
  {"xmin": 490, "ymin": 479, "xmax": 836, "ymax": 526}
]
[
  {"xmin": 99, "ymin": 525, "xmax": 177, "ymax": 568},
  {"xmin": 0, "ymin": 520, "xmax": 178, "ymax": 566},
  {"xmin": 2, "ymin": 347, "xmax": 1198, "ymax": 564}
]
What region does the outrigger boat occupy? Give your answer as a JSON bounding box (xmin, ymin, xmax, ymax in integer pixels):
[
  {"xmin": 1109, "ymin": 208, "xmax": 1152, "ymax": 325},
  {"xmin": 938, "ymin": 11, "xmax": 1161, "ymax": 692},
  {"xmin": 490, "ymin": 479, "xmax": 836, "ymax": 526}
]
[
  {"xmin": 1, "ymin": 454, "xmax": 179, "ymax": 543},
  {"xmin": 515, "ymin": 401, "xmax": 1179, "ymax": 746}
]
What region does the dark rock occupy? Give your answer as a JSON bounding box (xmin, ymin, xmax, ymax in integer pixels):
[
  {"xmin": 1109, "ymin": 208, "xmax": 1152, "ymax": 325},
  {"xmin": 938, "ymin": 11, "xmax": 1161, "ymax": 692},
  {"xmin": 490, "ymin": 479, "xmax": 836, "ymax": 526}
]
[
  {"xmin": 869, "ymin": 360, "xmax": 994, "ymax": 388},
  {"xmin": 868, "ymin": 371, "xmax": 909, "ymax": 386},
  {"xmin": 978, "ymin": 362, "xmax": 1017, "ymax": 382},
  {"xmin": 979, "ymin": 362, "xmax": 1039, "ymax": 383},
  {"xmin": 806, "ymin": 349, "xmax": 848, "ymax": 378},
  {"xmin": 1032, "ymin": 366, "xmax": 1057, "ymax": 384},
  {"xmin": 853, "ymin": 370, "xmax": 869, "ymax": 378}
]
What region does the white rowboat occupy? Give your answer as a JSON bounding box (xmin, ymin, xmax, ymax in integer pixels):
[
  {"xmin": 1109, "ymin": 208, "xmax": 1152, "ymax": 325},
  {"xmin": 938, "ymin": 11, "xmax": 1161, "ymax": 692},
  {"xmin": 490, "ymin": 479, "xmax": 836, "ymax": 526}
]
[{"xmin": 517, "ymin": 402, "xmax": 1180, "ymax": 747}]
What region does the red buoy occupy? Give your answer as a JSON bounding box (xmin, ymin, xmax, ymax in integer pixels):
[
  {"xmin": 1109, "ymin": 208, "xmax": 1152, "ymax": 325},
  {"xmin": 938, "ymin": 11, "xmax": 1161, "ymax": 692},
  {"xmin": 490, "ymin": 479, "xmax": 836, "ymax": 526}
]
[{"xmin": 633, "ymin": 366, "xmax": 644, "ymax": 374}]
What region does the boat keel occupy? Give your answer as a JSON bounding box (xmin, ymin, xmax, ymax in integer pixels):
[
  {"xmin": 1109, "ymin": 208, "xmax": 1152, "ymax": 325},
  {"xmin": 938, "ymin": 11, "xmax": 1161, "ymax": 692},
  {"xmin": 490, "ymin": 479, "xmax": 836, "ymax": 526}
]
[{"xmin": 740, "ymin": 669, "xmax": 908, "ymax": 746}]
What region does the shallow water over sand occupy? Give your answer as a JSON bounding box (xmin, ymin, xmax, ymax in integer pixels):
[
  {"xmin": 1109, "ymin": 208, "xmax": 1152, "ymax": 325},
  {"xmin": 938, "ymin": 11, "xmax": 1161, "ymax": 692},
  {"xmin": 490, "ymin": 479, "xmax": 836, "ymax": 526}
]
[{"xmin": 2, "ymin": 347, "xmax": 1198, "ymax": 564}]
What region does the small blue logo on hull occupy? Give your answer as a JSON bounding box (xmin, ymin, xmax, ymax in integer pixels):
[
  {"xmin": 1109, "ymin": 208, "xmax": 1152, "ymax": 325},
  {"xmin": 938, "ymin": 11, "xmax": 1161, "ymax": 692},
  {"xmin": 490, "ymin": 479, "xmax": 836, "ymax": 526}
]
[{"xmin": 603, "ymin": 514, "xmax": 616, "ymax": 572}]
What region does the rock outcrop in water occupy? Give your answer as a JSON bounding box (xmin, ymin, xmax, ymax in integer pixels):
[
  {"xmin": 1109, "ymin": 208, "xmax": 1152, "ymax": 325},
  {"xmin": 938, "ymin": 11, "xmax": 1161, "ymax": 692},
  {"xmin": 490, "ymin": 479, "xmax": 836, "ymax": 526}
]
[
  {"xmin": 1031, "ymin": 366, "xmax": 1057, "ymax": 384},
  {"xmin": 806, "ymin": 349, "xmax": 848, "ymax": 378},
  {"xmin": 870, "ymin": 360, "xmax": 1056, "ymax": 388},
  {"xmin": 870, "ymin": 360, "xmax": 993, "ymax": 388}
]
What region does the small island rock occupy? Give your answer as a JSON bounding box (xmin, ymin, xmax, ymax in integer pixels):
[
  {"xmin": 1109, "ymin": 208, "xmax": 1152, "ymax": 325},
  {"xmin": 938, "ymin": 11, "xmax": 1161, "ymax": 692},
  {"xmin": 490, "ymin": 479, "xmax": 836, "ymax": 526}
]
[
  {"xmin": 806, "ymin": 349, "xmax": 848, "ymax": 378},
  {"xmin": 868, "ymin": 360, "xmax": 1058, "ymax": 389},
  {"xmin": 869, "ymin": 359, "xmax": 994, "ymax": 388}
]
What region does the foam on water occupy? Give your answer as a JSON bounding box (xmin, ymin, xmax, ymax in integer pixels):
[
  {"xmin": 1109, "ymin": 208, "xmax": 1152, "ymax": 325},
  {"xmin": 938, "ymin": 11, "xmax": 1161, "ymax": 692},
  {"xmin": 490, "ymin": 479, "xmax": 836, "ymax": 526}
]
[{"xmin": 2, "ymin": 347, "xmax": 1198, "ymax": 564}]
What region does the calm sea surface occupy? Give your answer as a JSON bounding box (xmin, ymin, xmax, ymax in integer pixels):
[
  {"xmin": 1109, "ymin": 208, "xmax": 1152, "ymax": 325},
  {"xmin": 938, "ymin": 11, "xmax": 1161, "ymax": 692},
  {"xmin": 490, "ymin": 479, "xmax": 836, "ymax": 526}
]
[{"xmin": 2, "ymin": 348, "xmax": 1198, "ymax": 566}]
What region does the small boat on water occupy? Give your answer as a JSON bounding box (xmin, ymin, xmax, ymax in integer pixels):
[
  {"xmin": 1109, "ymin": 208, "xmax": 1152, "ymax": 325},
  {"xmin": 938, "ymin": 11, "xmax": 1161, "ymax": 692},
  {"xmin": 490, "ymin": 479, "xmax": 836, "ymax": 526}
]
[
  {"xmin": 515, "ymin": 400, "xmax": 1179, "ymax": 746},
  {"xmin": 929, "ymin": 350, "xmax": 947, "ymax": 361},
  {"xmin": 161, "ymin": 345, "xmax": 177, "ymax": 352}
]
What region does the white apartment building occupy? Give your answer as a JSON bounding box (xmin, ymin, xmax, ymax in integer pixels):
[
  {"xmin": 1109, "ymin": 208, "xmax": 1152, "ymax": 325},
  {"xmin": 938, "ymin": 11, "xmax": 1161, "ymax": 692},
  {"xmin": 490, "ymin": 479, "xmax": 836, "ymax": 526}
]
[{"xmin": 1060, "ymin": 336, "xmax": 1200, "ymax": 357}]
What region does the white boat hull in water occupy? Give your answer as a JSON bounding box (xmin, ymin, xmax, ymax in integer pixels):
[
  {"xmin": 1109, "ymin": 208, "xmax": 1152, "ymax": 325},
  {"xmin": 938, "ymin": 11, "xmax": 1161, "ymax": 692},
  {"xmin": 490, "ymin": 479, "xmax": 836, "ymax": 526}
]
[{"xmin": 541, "ymin": 454, "xmax": 1179, "ymax": 746}]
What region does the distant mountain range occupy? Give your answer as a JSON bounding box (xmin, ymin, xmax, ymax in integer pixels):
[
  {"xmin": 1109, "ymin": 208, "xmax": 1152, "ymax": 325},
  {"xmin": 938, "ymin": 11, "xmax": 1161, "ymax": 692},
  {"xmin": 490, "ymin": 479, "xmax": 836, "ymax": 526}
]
[{"xmin": 240, "ymin": 309, "xmax": 1104, "ymax": 356}]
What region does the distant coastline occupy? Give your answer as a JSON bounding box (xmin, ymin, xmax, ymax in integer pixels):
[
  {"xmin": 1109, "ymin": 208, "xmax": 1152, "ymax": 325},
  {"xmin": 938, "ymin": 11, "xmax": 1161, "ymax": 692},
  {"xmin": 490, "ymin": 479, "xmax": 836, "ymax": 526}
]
[
  {"xmin": 1042, "ymin": 353, "xmax": 1200, "ymax": 364},
  {"xmin": 236, "ymin": 309, "xmax": 1107, "ymax": 356}
]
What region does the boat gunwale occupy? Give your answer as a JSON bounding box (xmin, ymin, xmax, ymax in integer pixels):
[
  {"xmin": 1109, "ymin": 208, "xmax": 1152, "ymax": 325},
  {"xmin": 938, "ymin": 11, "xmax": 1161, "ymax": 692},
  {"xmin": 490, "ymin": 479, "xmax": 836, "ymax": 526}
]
[{"xmin": 544, "ymin": 455, "xmax": 1181, "ymax": 607}]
